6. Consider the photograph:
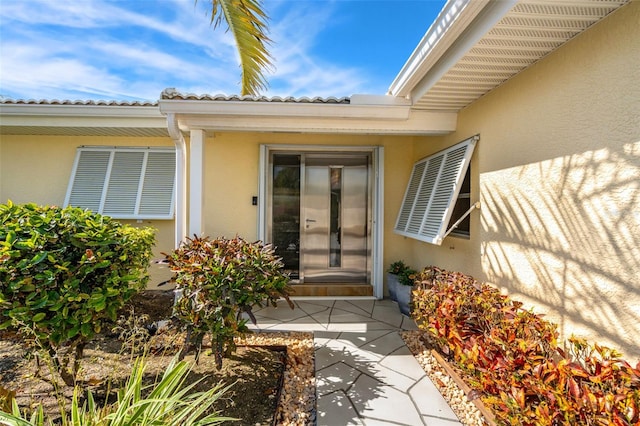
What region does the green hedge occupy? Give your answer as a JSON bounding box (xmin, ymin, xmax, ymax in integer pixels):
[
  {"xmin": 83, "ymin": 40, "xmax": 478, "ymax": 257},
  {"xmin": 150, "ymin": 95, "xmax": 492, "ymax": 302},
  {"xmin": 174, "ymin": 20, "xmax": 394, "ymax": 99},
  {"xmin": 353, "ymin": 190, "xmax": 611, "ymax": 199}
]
[{"xmin": 0, "ymin": 201, "xmax": 155, "ymax": 385}]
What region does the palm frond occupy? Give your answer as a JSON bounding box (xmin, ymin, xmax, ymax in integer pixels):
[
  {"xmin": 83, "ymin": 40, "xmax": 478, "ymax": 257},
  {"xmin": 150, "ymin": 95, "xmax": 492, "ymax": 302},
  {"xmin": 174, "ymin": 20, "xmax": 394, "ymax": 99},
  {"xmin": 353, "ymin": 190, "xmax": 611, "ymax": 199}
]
[{"xmin": 206, "ymin": 0, "xmax": 274, "ymax": 96}]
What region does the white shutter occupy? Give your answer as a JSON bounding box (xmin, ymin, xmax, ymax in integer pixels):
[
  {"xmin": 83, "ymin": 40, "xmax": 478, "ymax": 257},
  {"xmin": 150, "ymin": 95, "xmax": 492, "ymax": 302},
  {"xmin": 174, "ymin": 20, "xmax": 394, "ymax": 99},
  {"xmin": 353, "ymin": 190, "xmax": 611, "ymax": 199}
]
[
  {"xmin": 103, "ymin": 151, "xmax": 145, "ymax": 216},
  {"xmin": 65, "ymin": 147, "xmax": 176, "ymax": 219},
  {"xmin": 138, "ymin": 151, "xmax": 176, "ymax": 217},
  {"xmin": 65, "ymin": 150, "xmax": 111, "ymax": 212},
  {"xmin": 394, "ymin": 135, "xmax": 478, "ymax": 245}
]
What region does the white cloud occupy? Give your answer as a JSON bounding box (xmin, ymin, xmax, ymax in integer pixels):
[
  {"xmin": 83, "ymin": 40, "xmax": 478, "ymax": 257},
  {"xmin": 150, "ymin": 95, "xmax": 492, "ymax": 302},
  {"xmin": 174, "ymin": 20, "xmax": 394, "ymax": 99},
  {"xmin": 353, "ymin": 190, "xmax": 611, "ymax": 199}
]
[{"xmin": 0, "ymin": 0, "xmax": 380, "ymax": 100}]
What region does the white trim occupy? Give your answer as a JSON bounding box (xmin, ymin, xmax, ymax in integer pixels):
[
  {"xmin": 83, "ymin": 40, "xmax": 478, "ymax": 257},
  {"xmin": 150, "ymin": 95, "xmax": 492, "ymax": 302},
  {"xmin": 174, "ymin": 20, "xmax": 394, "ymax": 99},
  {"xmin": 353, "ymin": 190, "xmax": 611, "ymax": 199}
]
[
  {"xmin": 372, "ymin": 146, "xmax": 385, "ymax": 299},
  {"xmin": 0, "ymin": 104, "xmax": 166, "ymax": 133},
  {"xmin": 260, "ymin": 144, "xmax": 384, "ymax": 298},
  {"xmin": 409, "ymin": 0, "xmax": 518, "ymax": 104},
  {"xmin": 167, "ymin": 109, "xmax": 456, "ymax": 135},
  {"xmin": 389, "ymin": 0, "xmax": 490, "ymax": 98},
  {"xmin": 394, "ymin": 135, "xmax": 478, "ymax": 245},
  {"xmin": 167, "ymin": 113, "xmax": 187, "ymax": 247},
  {"xmin": 64, "ymin": 146, "xmax": 176, "ymax": 220},
  {"xmin": 189, "ymin": 129, "xmax": 206, "ymax": 237},
  {"xmin": 257, "ymin": 145, "xmax": 268, "ymax": 241},
  {"xmin": 160, "ymin": 99, "xmax": 410, "ymax": 120}
]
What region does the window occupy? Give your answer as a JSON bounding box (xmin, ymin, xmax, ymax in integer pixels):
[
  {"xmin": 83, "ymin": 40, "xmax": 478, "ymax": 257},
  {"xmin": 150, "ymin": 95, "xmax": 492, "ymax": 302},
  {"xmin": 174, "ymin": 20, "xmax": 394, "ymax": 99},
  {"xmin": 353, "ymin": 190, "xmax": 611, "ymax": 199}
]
[
  {"xmin": 394, "ymin": 135, "xmax": 477, "ymax": 245},
  {"xmin": 64, "ymin": 147, "xmax": 176, "ymax": 219},
  {"xmin": 447, "ymin": 166, "xmax": 471, "ymax": 238}
]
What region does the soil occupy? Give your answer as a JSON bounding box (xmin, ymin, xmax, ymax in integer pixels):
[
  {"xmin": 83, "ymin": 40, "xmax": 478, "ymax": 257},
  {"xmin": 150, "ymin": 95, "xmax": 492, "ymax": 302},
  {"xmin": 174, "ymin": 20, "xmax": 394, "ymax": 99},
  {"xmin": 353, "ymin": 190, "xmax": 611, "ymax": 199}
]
[{"xmin": 0, "ymin": 290, "xmax": 287, "ymax": 425}]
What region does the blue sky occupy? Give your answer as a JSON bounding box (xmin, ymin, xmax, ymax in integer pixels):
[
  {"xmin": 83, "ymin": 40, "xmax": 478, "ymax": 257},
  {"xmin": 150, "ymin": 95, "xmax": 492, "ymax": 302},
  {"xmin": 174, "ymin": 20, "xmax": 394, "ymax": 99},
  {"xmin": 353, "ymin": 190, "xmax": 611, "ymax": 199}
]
[{"xmin": 0, "ymin": 0, "xmax": 446, "ymax": 102}]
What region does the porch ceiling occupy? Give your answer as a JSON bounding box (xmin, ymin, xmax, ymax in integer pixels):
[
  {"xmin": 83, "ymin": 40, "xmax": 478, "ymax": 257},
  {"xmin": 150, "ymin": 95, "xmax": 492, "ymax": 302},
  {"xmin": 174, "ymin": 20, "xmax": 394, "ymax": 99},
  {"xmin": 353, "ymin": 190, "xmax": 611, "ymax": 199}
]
[{"xmin": 391, "ymin": 0, "xmax": 630, "ymax": 112}]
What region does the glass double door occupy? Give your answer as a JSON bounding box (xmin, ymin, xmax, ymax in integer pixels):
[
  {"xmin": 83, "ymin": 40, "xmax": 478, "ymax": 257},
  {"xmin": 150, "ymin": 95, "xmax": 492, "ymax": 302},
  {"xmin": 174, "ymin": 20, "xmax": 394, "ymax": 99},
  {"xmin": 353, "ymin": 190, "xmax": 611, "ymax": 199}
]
[{"xmin": 270, "ymin": 153, "xmax": 370, "ymax": 283}]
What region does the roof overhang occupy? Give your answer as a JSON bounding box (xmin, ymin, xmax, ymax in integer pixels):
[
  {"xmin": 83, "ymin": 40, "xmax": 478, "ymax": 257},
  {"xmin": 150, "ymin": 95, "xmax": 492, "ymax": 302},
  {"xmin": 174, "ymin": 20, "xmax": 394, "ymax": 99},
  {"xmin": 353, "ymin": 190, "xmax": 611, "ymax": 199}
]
[
  {"xmin": 390, "ymin": 0, "xmax": 630, "ymax": 112},
  {"xmin": 158, "ymin": 93, "xmax": 456, "ymax": 135},
  {"xmin": 0, "ymin": 102, "xmax": 168, "ymax": 137}
]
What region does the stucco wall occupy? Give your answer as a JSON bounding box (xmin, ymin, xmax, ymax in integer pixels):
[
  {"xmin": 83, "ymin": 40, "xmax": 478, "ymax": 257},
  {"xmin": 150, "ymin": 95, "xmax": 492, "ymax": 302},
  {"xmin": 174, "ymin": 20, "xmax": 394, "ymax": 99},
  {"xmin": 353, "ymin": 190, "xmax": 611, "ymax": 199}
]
[
  {"xmin": 408, "ymin": 3, "xmax": 640, "ymax": 357},
  {"xmin": 0, "ymin": 135, "xmax": 176, "ymax": 286},
  {"xmin": 197, "ymin": 132, "xmax": 418, "ymax": 279}
]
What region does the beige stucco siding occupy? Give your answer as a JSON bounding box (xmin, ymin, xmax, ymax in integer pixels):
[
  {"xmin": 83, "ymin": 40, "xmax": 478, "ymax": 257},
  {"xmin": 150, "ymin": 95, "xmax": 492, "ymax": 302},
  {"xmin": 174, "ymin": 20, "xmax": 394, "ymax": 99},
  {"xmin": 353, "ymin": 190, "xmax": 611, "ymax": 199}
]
[
  {"xmin": 0, "ymin": 135, "xmax": 176, "ymax": 286},
  {"xmin": 408, "ymin": 3, "xmax": 640, "ymax": 357},
  {"xmin": 197, "ymin": 132, "xmax": 418, "ymax": 272}
]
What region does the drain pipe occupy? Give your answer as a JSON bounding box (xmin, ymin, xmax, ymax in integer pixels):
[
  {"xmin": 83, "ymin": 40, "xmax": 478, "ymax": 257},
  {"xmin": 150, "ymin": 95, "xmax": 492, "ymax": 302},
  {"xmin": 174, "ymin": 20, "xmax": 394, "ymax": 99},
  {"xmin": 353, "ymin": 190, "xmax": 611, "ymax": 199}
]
[
  {"xmin": 166, "ymin": 113, "xmax": 187, "ymax": 249},
  {"xmin": 166, "ymin": 113, "xmax": 187, "ymax": 305}
]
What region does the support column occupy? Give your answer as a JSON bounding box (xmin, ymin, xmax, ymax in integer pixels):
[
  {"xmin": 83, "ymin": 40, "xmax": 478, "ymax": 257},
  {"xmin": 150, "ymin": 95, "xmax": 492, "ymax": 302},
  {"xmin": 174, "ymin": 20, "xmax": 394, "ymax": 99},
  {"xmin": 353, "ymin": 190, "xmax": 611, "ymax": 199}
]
[{"xmin": 189, "ymin": 129, "xmax": 206, "ymax": 237}]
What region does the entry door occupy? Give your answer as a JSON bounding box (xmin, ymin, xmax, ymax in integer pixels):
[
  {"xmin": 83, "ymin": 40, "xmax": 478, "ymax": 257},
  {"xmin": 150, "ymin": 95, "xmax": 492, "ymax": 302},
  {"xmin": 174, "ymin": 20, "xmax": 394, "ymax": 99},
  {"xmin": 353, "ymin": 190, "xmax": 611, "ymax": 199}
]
[{"xmin": 302, "ymin": 155, "xmax": 368, "ymax": 283}]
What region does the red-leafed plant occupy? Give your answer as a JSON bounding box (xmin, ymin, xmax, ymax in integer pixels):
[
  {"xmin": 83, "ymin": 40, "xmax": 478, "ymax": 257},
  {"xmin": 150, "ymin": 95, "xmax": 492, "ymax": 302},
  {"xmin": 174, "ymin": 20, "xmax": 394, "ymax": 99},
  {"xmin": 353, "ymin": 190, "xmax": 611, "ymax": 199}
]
[
  {"xmin": 165, "ymin": 235, "xmax": 293, "ymax": 369},
  {"xmin": 411, "ymin": 266, "xmax": 640, "ymax": 425}
]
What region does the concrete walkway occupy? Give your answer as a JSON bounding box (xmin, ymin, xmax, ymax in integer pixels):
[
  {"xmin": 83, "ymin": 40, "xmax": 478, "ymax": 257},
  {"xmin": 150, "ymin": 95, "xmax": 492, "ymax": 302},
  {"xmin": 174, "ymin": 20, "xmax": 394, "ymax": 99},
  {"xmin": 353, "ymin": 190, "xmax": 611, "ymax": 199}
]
[{"xmin": 249, "ymin": 298, "xmax": 462, "ymax": 426}]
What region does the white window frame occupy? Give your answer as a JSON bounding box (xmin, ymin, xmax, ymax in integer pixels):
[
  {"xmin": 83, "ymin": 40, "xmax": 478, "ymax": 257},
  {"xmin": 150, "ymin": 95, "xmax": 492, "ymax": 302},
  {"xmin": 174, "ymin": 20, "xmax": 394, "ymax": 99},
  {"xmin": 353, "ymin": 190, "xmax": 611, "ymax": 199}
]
[
  {"xmin": 394, "ymin": 135, "xmax": 478, "ymax": 245},
  {"xmin": 64, "ymin": 146, "xmax": 176, "ymax": 220}
]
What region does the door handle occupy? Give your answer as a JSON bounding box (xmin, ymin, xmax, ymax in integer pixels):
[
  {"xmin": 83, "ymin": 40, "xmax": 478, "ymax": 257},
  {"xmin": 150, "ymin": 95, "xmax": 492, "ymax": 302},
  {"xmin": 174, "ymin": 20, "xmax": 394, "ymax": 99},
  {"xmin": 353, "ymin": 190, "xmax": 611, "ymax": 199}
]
[{"xmin": 305, "ymin": 219, "xmax": 316, "ymax": 223}]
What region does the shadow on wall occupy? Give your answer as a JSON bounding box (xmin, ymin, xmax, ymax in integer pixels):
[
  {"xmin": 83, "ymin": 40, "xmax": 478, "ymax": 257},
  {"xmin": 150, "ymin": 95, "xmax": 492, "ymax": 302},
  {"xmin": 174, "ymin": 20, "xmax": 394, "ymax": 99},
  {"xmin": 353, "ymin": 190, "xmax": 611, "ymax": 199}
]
[{"xmin": 481, "ymin": 141, "xmax": 640, "ymax": 358}]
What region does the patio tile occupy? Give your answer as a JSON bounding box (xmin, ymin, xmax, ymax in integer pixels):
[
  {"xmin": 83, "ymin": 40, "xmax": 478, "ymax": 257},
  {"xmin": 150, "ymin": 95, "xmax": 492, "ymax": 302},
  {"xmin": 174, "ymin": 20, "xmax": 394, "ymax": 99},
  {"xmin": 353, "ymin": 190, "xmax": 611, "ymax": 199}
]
[
  {"xmin": 330, "ymin": 330, "xmax": 391, "ymax": 349},
  {"xmin": 314, "ymin": 331, "xmax": 342, "ymax": 348},
  {"xmin": 294, "ymin": 298, "xmax": 336, "ymax": 307},
  {"xmin": 253, "ymin": 305, "xmax": 307, "ymax": 322},
  {"xmin": 347, "ymin": 374, "xmax": 424, "ymax": 426},
  {"xmin": 359, "ymin": 330, "xmax": 406, "ymax": 357},
  {"xmin": 317, "ymin": 390, "xmax": 364, "ymax": 426},
  {"xmin": 332, "ymin": 300, "xmax": 374, "ymax": 317},
  {"xmin": 401, "ymin": 316, "xmax": 420, "ymax": 330},
  {"xmin": 256, "ymin": 316, "xmax": 328, "ymax": 332},
  {"xmin": 370, "ymin": 304, "xmax": 404, "ymax": 328},
  {"xmin": 294, "ymin": 301, "xmax": 332, "ymax": 316},
  {"xmin": 316, "ymin": 361, "xmax": 361, "ymax": 395},
  {"xmin": 326, "ymin": 322, "xmax": 372, "ymax": 332},
  {"xmin": 248, "ymin": 295, "xmax": 461, "ymax": 426},
  {"xmin": 410, "ymin": 376, "xmax": 460, "ymax": 425},
  {"xmin": 364, "ymin": 362, "xmax": 418, "ymax": 393},
  {"xmin": 329, "ymin": 308, "xmax": 379, "ymax": 324},
  {"xmin": 345, "ymin": 299, "xmax": 376, "ymax": 313},
  {"xmin": 316, "ymin": 338, "xmax": 382, "ymax": 370},
  {"xmin": 379, "ymin": 344, "xmax": 429, "ymax": 379}
]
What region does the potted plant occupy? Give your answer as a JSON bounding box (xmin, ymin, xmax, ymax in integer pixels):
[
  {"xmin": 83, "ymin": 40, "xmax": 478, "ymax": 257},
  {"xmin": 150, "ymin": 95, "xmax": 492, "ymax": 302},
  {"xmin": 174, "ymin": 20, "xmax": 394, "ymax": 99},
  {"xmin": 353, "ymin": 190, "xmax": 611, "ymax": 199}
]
[
  {"xmin": 396, "ymin": 266, "xmax": 418, "ymax": 316},
  {"xmin": 387, "ymin": 260, "xmax": 408, "ymax": 301}
]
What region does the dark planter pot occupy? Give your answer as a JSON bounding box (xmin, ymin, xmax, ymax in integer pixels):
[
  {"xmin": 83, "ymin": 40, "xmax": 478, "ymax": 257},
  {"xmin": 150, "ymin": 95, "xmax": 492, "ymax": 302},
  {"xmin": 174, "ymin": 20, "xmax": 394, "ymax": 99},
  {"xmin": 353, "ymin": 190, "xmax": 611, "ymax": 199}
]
[
  {"xmin": 387, "ymin": 273, "xmax": 400, "ymax": 301},
  {"xmin": 396, "ymin": 284, "xmax": 412, "ymax": 316}
]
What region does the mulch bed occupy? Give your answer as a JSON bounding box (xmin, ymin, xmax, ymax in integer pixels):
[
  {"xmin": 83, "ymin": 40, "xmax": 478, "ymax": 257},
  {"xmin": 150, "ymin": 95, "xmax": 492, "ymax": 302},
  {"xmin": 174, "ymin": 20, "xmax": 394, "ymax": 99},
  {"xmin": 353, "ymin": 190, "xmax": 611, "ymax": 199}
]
[{"xmin": 0, "ymin": 290, "xmax": 316, "ymax": 426}]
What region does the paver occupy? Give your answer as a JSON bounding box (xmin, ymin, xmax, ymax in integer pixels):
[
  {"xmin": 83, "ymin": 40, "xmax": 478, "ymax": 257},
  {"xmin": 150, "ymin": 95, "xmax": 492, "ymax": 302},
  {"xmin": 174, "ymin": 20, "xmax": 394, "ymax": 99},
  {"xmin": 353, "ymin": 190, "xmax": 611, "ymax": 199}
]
[{"xmin": 251, "ymin": 299, "xmax": 463, "ymax": 426}]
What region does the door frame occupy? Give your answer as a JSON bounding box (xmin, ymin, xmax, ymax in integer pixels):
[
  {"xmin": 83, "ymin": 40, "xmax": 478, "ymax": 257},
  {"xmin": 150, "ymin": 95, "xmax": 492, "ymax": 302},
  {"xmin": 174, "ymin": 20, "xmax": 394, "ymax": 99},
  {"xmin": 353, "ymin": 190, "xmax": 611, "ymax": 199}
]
[{"xmin": 258, "ymin": 144, "xmax": 384, "ymax": 299}]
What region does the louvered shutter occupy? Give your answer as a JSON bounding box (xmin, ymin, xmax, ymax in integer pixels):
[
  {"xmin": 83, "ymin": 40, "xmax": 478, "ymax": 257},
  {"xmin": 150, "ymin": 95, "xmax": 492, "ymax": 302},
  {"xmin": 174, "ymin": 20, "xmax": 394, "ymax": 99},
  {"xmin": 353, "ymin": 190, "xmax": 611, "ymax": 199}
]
[
  {"xmin": 394, "ymin": 136, "xmax": 477, "ymax": 245},
  {"xmin": 138, "ymin": 151, "xmax": 176, "ymax": 217},
  {"xmin": 65, "ymin": 147, "xmax": 176, "ymax": 219},
  {"xmin": 66, "ymin": 150, "xmax": 111, "ymax": 212},
  {"xmin": 103, "ymin": 151, "xmax": 145, "ymax": 216}
]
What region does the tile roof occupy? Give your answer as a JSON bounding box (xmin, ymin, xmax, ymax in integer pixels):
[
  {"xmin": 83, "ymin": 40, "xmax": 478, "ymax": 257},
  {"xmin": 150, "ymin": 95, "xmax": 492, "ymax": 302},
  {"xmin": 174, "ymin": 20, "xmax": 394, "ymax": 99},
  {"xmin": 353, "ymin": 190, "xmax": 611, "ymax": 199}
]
[
  {"xmin": 160, "ymin": 88, "xmax": 350, "ymax": 104},
  {"xmin": 0, "ymin": 98, "xmax": 157, "ymax": 106}
]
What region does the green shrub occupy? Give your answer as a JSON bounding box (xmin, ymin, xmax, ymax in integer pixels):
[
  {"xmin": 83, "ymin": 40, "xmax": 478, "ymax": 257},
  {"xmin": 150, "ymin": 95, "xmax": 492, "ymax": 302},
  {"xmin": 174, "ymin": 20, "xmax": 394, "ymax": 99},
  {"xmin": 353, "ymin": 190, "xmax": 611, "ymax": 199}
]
[
  {"xmin": 0, "ymin": 201, "xmax": 155, "ymax": 385},
  {"xmin": 412, "ymin": 266, "xmax": 640, "ymax": 425},
  {"xmin": 387, "ymin": 260, "xmax": 417, "ymax": 286},
  {"xmin": 165, "ymin": 235, "xmax": 293, "ymax": 369}
]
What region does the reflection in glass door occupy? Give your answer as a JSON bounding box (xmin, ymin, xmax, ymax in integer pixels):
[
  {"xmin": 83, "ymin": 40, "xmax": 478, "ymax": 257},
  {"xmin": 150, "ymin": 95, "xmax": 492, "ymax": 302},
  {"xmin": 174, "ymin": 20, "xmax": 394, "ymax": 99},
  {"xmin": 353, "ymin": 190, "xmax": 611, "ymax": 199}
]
[
  {"xmin": 271, "ymin": 154, "xmax": 300, "ymax": 278},
  {"xmin": 269, "ymin": 152, "xmax": 370, "ymax": 284}
]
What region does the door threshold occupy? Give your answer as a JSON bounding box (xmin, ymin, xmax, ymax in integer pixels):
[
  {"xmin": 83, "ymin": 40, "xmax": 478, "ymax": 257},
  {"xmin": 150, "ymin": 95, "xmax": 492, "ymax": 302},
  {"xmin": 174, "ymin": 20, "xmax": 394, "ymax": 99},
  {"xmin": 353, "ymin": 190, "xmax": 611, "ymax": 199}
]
[{"xmin": 289, "ymin": 283, "xmax": 373, "ymax": 297}]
